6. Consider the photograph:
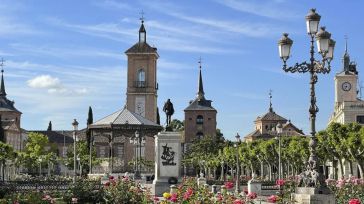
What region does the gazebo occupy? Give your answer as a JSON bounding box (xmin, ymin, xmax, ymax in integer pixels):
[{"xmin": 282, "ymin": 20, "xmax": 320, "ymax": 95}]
[{"xmin": 88, "ymin": 107, "xmax": 162, "ymax": 173}]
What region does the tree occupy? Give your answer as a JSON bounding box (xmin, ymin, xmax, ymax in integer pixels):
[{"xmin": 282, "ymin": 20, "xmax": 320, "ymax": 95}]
[
  {"xmin": 47, "ymin": 121, "xmax": 52, "ymax": 131},
  {"xmin": 86, "ymin": 106, "xmax": 93, "ymax": 150},
  {"xmin": 22, "ymin": 132, "xmax": 57, "ymax": 173},
  {"xmin": 64, "ymin": 140, "xmax": 99, "ymax": 176},
  {"xmin": 0, "ymin": 142, "xmax": 15, "ymax": 181},
  {"xmin": 169, "ymin": 119, "xmax": 184, "ymax": 131},
  {"xmin": 344, "ymin": 123, "xmax": 364, "ymax": 178}
]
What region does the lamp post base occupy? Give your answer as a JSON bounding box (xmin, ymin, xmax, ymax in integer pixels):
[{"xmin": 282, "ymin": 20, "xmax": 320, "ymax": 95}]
[{"xmin": 293, "ymin": 187, "xmax": 335, "ymax": 204}]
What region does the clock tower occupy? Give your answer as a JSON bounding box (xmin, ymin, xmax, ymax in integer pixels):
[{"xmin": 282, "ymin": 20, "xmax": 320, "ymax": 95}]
[
  {"xmin": 334, "ymin": 44, "xmax": 358, "ymax": 104},
  {"xmin": 125, "ymin": 19, "xmax": 159, "ymax": 123}
]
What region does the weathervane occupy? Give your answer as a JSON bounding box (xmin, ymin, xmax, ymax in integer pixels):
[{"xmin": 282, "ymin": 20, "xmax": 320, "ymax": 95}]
[
  {"xmin": 198, "ymin": 57, "xmax": 202, "ymax": 69},
  {"xmin": 140, "ymin": 10, "xmax": 145, "ymax": 23},
  {"xmin": 0, "ymin": 58, "xmax": 5, "ymax": 73}
]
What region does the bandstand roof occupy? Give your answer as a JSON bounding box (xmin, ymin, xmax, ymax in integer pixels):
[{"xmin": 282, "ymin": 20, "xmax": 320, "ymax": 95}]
[{"xmin": 89, "ymin": 107, "xmax": 162, "ymax": 130}]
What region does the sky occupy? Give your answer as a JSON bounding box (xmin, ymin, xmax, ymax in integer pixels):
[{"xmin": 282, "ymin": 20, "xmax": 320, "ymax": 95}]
[{"xmin": 0, "ymin": 0, "xmax": 363, "ymax": 140}]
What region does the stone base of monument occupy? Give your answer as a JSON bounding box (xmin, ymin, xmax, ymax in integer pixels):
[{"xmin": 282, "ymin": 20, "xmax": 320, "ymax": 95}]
[
  {"xmin": 293, "ymin": 187, "xmax": 335, "ymax": 204},
  {"xmin": 151, "ymin": 131, "xmax": 182, "ymax": 196},
  {"xmin": 248, "ymin": 179, "xmax": 262, "ymax": 195}
]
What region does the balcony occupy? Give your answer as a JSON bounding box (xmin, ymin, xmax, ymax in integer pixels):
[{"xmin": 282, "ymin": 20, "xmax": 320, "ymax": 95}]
[{"xmin": 135, "ymin": 81, "xmax": 146, "ymax": 88}]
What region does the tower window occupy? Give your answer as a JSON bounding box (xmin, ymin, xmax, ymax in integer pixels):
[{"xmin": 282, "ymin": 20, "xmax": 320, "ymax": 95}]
[
  {"xmin": 136, "ymin": 69, "xmax": 146, "ymax": 87},
  {"xmin": 196, "ymin": 115, "xmax": 203, "ymax": 124}
]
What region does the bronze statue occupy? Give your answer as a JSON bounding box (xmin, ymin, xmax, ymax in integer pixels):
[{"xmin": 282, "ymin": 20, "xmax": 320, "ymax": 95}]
[{"xmin": 163, "ymin": 99, "xmax": 174, "ymax": 127}]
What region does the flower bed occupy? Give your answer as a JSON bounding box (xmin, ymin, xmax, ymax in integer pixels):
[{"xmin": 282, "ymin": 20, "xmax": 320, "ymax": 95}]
[{"xmin": 326, "ymin": 177, "xmax": 364, "ymax": 203}]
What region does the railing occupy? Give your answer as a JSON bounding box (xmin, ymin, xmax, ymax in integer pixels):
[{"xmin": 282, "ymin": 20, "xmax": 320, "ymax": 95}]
[
  {"xmin": 0, "ymin": 180, "xmax": 102, "ymax": 192},
  {"xmin": 135, "ymin": 81, "xmax": 146, "ymax": 88}
]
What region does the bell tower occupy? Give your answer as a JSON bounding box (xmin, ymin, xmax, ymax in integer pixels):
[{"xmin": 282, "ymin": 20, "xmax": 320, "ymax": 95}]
[
  {"xmin": 125, "ymin": 17, "xmax": 159, "ymax": 123},
  {"xmin": 334, "ymin": 39, "xmax": 358, "ymax": 104}
]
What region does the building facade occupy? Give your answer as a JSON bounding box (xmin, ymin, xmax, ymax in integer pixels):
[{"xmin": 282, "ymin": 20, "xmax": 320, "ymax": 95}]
[
  {"xmin": 184, "ymin": 64, "xmax": 217, "ymax": 143},
  {"xmin": 0, "ymin": 69, "xmax": 22, "ymax": 151},
  {"xmin": 328, "ymin": 44, "xmax": 363, "ymax": 124},
  {"xmin": 244, "ymin": 94, "xmax": 304, "ymax": 142},
  {"xmin": 89, "ymin": 19, "xmax": 162, "ymax": 174},
  {"xmin": 328, "ymin": 43, "xmax": 362, "ymax": 179},
  {"xmin": 125, "ymin": 19, "xmax": 159, "ymax": 124}
]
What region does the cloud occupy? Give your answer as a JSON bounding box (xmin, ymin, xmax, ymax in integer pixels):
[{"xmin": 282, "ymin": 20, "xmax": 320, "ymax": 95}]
[
  {"xmin": 165, "ymin": 12, "xmax": 280, "ymax": 38},
  {"xmin": 0, "ymin": 16, "xmax": 42, "ymax": 37},
  {"xmin": 10, "ymin": 43, "xmax": 122, "ymax": 60},
  {"xmin": 214, "ymin": 0, "xmax": 298, "ymax": 20},
  {"xmin": 93, "ymin": 0, "xmax": 132, "ymax": 10},
  {"xmin": 27, "ymin": 75, "xmax": 61, "ymax": 89}
]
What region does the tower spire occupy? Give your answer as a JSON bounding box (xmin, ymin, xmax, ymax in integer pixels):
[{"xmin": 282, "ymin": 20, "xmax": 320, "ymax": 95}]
[
  {"xmin": 0, "ymin": 58, "xmax": 6, "ymax": 97},
  {"xmin": 343, "ymin": 35, "xmax": 350, "ymax": 72},
  {"xmin": 197, "ymin": 57, "xmax": 205, "ymax": 100},
  {"xmin": 139, "ymin": 10, "xmax": 146, "ymax": 43},
  {"xmin": 269, "ymin": 89, "xmax": 273, "ymax": 112}
]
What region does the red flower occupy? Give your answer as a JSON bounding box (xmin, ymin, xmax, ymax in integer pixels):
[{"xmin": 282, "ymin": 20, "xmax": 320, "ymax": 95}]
[
  {"xmin": 104, "ymin": 181, "xmax": 110, "ymax": 187},
  {"xmin": 233, "ymin": 199, "xmax": 245, "ymax": 204},
  {"xmin": 349, "ymin": 199, "xmax": 361, "ymax": 204},
  {"xmin": 224, "ymin": 181, "xmax": 234, "ymax": 189},
  {"xmin": 170, "ymin": 193, "xmax": 178, "ymax": 202},
  {"xmin": 109, "ymin": 175, "xmax": 114, "ymax": 180},
  {"xmin": 247, "ymin": 192, "xmax": 257, "ymax": 199},
  {"xmin": 276, "ymin": 179, "xmax": 285, "ymax": 186},
  {"xmin": 243, "ymin": 188, "xmax": 248, "ymax": 195},
  {"xmin": 216, "ymin": 193, "xmax": 223, "ymax": 201},
  {"xmin": 267, "ymin": 195, "xmax": 278, "ymax": 203}
]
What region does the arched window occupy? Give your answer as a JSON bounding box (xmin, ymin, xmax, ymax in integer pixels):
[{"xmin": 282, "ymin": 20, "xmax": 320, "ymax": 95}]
[
  {"xmin": 196, "ymin": 132, "xmax": 204, "ymax": 139},
  {"xmin": 196, "ymin": 115, "xmax": 204, "ymax": 124},
  {"xmin": 137, "ymin": 69, "xmax": 145, "ymax": 87}
]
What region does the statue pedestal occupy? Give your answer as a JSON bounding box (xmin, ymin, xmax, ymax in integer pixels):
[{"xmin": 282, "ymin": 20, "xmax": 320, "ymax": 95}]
[
  {"xmin": 293, "ymin": 187, "xmax": 335, "ymax": 204},
  {"xmin": 152, "ymin": 131, "xmax": 182, "ymax": 196},
  {"xmin": 248, "ymin": 179, "xmax": 262, "ymax": 195}
]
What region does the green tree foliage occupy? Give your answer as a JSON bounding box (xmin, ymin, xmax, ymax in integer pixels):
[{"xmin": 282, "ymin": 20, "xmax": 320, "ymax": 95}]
[
  {"xmin": 64, "ymin": 140, "xmax": 99, "ymax": 176},
  {"xmin": 320, "ymin": 122, "xmax": 364, "ymax": 178},
  {"xmin": 169, "ymin": 119, "xmax": 184, "ymax": 131},
  {"xmin": 0, "ymin": 142, "xmax": 15, "ymax": 181},
  {"xmin": 21, "ymin": 132, "xmax": 57, "ymax": 172}
]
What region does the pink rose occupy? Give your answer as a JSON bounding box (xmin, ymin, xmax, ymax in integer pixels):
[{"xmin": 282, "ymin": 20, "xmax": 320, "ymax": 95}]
[
  {"xmin": 170, "ymin": 193, "xmax": 178, "ymax": 202},
  {"xmin": 224, "ymin": 181, "xmax": 234, "ymax": 189},
  {"xmin": 276, "ymin": 179, "xmax": 285, "ymax": 186},
  {"xmin": 247, "ymin": 192, "xmax": 257, "ymax": 199},
  {"xmin": 267, "ymin": 195, "xmax": 278, "ymax": 203},
  {"xmin": 233, "ymin": 199, "xmax": 244, "ymax": 204},
  {"xmin": 349, "ymin": 198, "xmax": 361, "ymax": 204}
]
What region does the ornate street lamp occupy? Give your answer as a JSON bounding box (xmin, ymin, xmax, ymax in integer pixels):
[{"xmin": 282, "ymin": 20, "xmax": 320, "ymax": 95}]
[
  {"xmin": 275, "ymin": 123, "xmax": 283, "ymax": 180},
  {"xmin": 130, "ymin": 130, "xmax": 145, "ymax": 179},
  {"xmin": 278, "ymin": 8, "xmax": 335, "ymax": 189},
  {"xmin": 234, "ymin": 133, "xmax": 241, "ymax": 194},
  {"xmin": 72, "ymin": 119, "xmax": 79, "ymax": 183}
]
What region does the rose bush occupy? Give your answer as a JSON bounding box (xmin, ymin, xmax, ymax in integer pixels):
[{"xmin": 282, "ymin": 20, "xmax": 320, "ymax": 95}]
[{"xmin": 326, "ymin": 177, "xmax": 364, "ymax": 204}]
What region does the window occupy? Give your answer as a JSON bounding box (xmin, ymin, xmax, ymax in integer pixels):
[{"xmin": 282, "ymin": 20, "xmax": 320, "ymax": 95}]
[
  {"xmin": 357, "ymin": 115, "xmax": 364, "ymax": 124},
  {"xmin": 196, "ymin": 132, "xmax": 204, "ymax": 139},
  {"xmin": 196, "ymin": 115, "xmax": 204, "ymax": 124},
  {"xmin": 136, "ymin": 69, "xmax": 146, "ymax": 87}
]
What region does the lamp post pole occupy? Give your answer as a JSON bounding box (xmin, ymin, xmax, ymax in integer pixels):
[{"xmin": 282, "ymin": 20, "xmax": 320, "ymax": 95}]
[
  {"xmin": 235, "ymin": 133, "xmax": 241, "ymax": 194},
  {"xmin": 278, "ymin": 8, "xmax": 335, "ymax": 188},
  {"xmin": 72, "ymin": 119, "xmax": 79, "ymax": 183},
  {"xmin": 276, "ymin": 123, "xmax": 283, "ymax": 180},
  {"xmin": 38, "ymin": 157, "xmax": 42, "ymax": 176}
]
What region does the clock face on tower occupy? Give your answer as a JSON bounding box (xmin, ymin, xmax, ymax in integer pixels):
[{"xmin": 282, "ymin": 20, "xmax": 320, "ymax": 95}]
[{"xmin": 342, "ymin": 82, "xmax": 352, "ymax": 91}]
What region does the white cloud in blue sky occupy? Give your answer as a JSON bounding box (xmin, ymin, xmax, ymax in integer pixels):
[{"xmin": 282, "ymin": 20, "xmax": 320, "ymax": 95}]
[{"xmin": 0, "ymin": 0, "xmax": 363, "ymax": 140}]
